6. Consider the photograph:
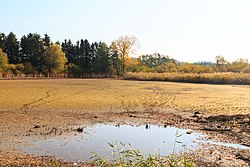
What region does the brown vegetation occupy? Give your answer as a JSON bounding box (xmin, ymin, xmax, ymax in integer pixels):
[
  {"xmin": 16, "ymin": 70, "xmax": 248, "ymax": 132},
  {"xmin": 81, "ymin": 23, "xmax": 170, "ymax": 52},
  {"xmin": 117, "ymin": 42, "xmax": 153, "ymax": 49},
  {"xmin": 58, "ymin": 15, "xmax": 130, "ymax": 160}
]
[{"xmin": 125, "ymin": 72, "xmax": 250, "ymax": 85}]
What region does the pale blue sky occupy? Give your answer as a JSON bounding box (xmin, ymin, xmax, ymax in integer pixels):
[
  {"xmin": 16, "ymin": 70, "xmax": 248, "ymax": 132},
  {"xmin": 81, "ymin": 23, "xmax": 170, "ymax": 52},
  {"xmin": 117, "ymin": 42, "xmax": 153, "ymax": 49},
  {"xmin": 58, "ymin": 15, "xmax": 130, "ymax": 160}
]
[{"xmin": 2, "ymin": 0, "xmax": 250, "ymax": 62}]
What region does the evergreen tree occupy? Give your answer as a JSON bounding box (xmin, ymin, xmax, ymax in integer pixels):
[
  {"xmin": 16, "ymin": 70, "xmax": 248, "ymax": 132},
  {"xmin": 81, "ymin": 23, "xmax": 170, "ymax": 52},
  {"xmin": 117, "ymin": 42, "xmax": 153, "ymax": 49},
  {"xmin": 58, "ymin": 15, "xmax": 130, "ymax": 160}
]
[
  {"xmin": 110, "ymin": 50, "xmax": 120, "ymax": 76},
  {"xmin": 43, "ymin": 33, "xmax": 51, "ymax": 47},
  {"xmin": 75, "ymin": 40, "xmax": 80, "ymax": 64},
  {"xmin": 79, "ymin": 39, "xmax": 91, "ymax": 72},
  {"xmin": 93, "ymin": 42, "xmax": 110, "ymax": 74},
  {"xmin": 0, "ymin": 33, "xmax": 6, "ymax": 50},
  {"xmin": 61, "ymin": 39, "xmax": 75, "ymax": 64},
  {"xmin": 90, "ymin": 42, "xmax": 98, "ymax": 73},
  {"xmin": 4, "ymin": 32, "xmax": 20, "ymax": 64},
  {"xmin": 20, "ymin": 33, "xmax": 45, "ymax": 72}
]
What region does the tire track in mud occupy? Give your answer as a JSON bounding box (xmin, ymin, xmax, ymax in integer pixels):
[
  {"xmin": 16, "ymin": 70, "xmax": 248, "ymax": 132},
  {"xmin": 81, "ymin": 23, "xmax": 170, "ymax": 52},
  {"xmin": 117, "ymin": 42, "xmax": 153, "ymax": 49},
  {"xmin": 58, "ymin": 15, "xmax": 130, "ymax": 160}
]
[
  {"xmin": 28, "ymin": 90, "xmax": 84, "ymax": 109},
  {"xmin": 25, "ymin": 85, "xmax": 107, "ymax": 110},
  {"xmin": 1, "ymin": 85, "xmax": 108, "ymax": 114},
  {"xmin": 20, "ymin": 89, "xmax": 55, "ymax": 111},
  {"xmin": 0, "ymin": 89, "xmax": 55, "ymax": 114}
]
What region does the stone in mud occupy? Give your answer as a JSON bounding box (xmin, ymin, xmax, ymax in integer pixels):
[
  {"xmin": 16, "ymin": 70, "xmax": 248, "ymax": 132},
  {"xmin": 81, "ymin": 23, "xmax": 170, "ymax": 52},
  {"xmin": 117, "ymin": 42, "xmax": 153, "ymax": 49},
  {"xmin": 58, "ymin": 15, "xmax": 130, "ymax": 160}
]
[
  {"xmin": 186, "ymin": 130, "xmax": 193, "ymax": 134},
  {"xmin": 194, "ymin": 111, "xmax": 200, "ymax": 115},
  {"xmin": 33, "ymin": 125, "xmax": 41, "ymax": 129},
  {"xmin": 129, "ymin": 114, "xmax": 137, "ymax": 118},
  {"xmin": 76, "ymin": 127, "xmax": 83, "ymax": 133}
]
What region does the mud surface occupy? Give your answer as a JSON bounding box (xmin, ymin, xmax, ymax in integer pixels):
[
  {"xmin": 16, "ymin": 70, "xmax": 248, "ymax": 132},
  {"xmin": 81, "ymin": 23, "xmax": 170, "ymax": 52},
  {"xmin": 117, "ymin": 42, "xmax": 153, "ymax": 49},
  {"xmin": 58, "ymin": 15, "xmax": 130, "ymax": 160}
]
[
  {"xmin": 0, "ymin": 79, "xmax": 249, "ymax": 166},
  {"xmin": 0, "ymin": 108, "xmax": 249, "ymax": 166}
]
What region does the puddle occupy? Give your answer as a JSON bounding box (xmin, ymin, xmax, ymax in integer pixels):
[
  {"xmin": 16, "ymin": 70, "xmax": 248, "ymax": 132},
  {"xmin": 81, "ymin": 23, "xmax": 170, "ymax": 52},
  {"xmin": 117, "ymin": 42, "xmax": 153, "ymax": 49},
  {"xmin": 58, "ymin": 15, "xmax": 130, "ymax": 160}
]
[
  {"xmin": 21, "ymin": 124, "xmax": 202, "ymax": 162},
  {"xmin": 20, "ymin": 124, "xmax": 250, "ymax": 162}
]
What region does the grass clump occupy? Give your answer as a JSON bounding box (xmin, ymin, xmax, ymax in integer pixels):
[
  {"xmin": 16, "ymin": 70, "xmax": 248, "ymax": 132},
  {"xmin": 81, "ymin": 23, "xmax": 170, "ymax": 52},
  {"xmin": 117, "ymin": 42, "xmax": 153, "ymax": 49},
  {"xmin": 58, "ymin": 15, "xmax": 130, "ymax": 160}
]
[{"xmin": 90, "ymin": 141, "xmax": 193, "ymax": 167}]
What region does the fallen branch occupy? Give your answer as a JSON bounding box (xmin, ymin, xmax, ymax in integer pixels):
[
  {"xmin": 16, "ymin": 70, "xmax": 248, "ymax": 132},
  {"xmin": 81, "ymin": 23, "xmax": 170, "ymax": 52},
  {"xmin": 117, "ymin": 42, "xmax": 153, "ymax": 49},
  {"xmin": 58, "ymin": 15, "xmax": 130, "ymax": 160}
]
[
  {"xmin": 242, "ymin": 143, "xmax": 250, "ymax": 147},
  {"xmin": 200, "ymin": 127, "xmax": 231, "ymax": 132}
]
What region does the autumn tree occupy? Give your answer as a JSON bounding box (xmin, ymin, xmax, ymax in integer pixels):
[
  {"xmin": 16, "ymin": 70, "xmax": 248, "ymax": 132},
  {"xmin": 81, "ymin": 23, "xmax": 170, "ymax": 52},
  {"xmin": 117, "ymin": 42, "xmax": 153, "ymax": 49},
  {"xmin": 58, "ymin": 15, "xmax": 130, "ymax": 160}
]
[
  {"xmin": 215, "ymin": 55, "xmax": 227, "ymax": 72},
  {"xmin": 111, "ymin": 36, "xmax": 138, "ymax": 77},
  {"xmin": 242, "ymin": 65, "xmax": 250, "ymax": 73},
  {"xmin": 0, "ymin": 48, "xmax": 9, "ymax": 73},
  {"xmin": 139, "ymin": 53, "xmax": 174, "ymax": 68},
  {"xmin": 42, "ymin": 43, "xmax": 67, "ymax": 77},
  {"xmin": 229, "ymin": 58, "xmax": 248, "ymax": 72},
  {"xmin": 155, "ymin": 61, "xmax": 178, "ymax": 73}
]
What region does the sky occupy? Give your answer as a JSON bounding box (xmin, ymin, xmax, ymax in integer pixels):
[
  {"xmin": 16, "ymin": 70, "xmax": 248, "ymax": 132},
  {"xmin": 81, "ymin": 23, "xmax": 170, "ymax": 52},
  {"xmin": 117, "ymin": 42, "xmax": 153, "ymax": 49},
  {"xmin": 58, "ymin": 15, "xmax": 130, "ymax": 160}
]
[{"xmin": 1, "ymin": 0, "xmax": 250, "ymax": 63}]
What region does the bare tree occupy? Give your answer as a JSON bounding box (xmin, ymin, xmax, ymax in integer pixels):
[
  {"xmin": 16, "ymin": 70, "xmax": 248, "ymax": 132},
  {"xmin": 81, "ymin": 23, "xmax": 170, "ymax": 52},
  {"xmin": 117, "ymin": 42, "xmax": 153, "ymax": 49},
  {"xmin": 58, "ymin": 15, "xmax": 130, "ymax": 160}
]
[{"xmin": 215, "ymin": 55, "xmax": 227, "ymax": 72}]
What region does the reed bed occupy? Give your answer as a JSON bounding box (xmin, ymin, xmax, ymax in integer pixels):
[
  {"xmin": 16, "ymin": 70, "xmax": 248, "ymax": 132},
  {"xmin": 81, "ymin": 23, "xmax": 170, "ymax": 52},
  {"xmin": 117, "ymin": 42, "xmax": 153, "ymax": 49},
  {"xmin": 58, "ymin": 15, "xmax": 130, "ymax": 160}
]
[{"xmin": 125, "ymin": 72, "xmax": 250, "ymax": 85}]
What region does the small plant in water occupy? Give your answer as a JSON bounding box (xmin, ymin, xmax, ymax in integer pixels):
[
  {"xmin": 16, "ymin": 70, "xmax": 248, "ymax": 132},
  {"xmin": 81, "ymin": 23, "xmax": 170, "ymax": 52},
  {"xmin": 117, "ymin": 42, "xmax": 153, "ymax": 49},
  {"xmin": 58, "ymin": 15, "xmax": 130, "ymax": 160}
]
[
  {"xmin": 90, "ymin": 138, "xmax": 193, "ymax": 167},
  {"xmin": 167, "ymin": 131, "xmax": 193, "ymax": 167},
  {"xmin": 90, "ymin": 141, "xmax": 165, "ymax": 167}
]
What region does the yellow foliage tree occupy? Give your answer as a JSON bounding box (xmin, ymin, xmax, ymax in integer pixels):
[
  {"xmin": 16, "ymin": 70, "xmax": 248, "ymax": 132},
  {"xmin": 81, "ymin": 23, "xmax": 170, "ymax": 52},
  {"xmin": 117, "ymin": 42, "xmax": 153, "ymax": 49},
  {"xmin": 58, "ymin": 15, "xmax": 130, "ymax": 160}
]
[
  {"xmin": 112, "ymin": 36, "xmax": 138, "ymax": 77},
  {"xmin": 0, "ymin": 48, "xmax": 9, "ymax": 73},
  {"xmin": 43, "ymin": 44, "xmax": 67, "ymax": 77}
]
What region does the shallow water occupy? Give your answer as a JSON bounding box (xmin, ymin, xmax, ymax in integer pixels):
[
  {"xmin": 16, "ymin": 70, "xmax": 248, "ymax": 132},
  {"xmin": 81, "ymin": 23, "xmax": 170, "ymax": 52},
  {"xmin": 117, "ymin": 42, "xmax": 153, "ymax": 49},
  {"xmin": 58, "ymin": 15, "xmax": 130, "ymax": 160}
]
[
  {"xmin": 21, "ymin": 124, "xmax": 250, "ymax": 162},
  {"xmin": 21, "ymin": 124, "xmax": 202, "ymax": 162}
]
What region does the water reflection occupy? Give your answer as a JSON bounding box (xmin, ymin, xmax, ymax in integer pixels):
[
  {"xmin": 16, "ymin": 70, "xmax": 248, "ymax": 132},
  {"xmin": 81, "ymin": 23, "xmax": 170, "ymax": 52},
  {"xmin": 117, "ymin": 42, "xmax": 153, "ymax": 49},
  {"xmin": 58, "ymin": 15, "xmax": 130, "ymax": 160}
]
[{"xmin": 21, "ymin": 124, "xmax": 202, "ymax": 162}]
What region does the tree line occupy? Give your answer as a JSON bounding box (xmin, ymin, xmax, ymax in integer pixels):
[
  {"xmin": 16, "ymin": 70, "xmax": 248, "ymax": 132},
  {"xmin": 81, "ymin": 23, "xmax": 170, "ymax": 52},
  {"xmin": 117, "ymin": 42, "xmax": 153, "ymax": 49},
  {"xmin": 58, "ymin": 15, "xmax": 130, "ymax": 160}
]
[
  {"xmin": 128, "ymin": 54, "xmax": 250, "ymax": 74},
  {"xmin": 0, "ymin": 32, "xmax": 250, "ymax": 78},
  {"xmin": 0, "ymin": 32, "xmax": 139, "ymax": 78}
]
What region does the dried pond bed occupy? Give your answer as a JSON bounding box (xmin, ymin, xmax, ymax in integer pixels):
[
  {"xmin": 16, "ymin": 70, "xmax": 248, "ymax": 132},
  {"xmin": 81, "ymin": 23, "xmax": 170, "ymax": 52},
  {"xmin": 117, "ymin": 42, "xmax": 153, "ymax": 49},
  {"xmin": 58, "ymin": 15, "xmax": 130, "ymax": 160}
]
[
  {"xmin": 0, "ymin": 79, "xmax": 249, "ymax": 166},
  {"xmin": 0, "ymin": 110, "xmax": 249, "ymax": 166}
]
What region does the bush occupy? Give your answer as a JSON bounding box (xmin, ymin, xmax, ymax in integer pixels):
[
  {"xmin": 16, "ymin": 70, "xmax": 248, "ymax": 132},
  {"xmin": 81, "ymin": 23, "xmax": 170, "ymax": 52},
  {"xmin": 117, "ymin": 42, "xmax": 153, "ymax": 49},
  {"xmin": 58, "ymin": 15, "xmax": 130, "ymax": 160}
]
[{"xmin": 242, "ymin": 65, "xmax": 250, "ymax": 73}]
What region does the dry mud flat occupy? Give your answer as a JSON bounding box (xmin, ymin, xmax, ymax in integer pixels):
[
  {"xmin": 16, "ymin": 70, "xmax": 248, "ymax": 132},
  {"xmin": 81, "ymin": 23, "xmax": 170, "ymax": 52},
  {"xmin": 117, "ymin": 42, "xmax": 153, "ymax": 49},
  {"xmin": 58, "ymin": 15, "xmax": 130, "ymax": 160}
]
[{"xmin": 0, "ymin": 79, "xmax": 249, "ymax": 166}]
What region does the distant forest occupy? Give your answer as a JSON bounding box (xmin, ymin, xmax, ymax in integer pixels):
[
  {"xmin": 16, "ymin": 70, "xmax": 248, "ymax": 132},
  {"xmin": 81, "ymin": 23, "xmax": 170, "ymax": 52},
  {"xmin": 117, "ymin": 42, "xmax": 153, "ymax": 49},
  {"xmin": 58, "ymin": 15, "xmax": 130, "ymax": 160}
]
[{"xmin": 0, "ymin": 32, "xmax": 250, "ymax": 78}]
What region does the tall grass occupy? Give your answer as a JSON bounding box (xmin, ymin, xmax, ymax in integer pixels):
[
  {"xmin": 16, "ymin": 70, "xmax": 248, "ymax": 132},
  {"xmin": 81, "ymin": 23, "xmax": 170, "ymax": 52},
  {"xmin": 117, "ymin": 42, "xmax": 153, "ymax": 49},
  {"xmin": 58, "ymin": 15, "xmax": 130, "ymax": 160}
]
[{"xmin": 125, "ymin": 72, "xmax": 250, "ymax": 85}]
